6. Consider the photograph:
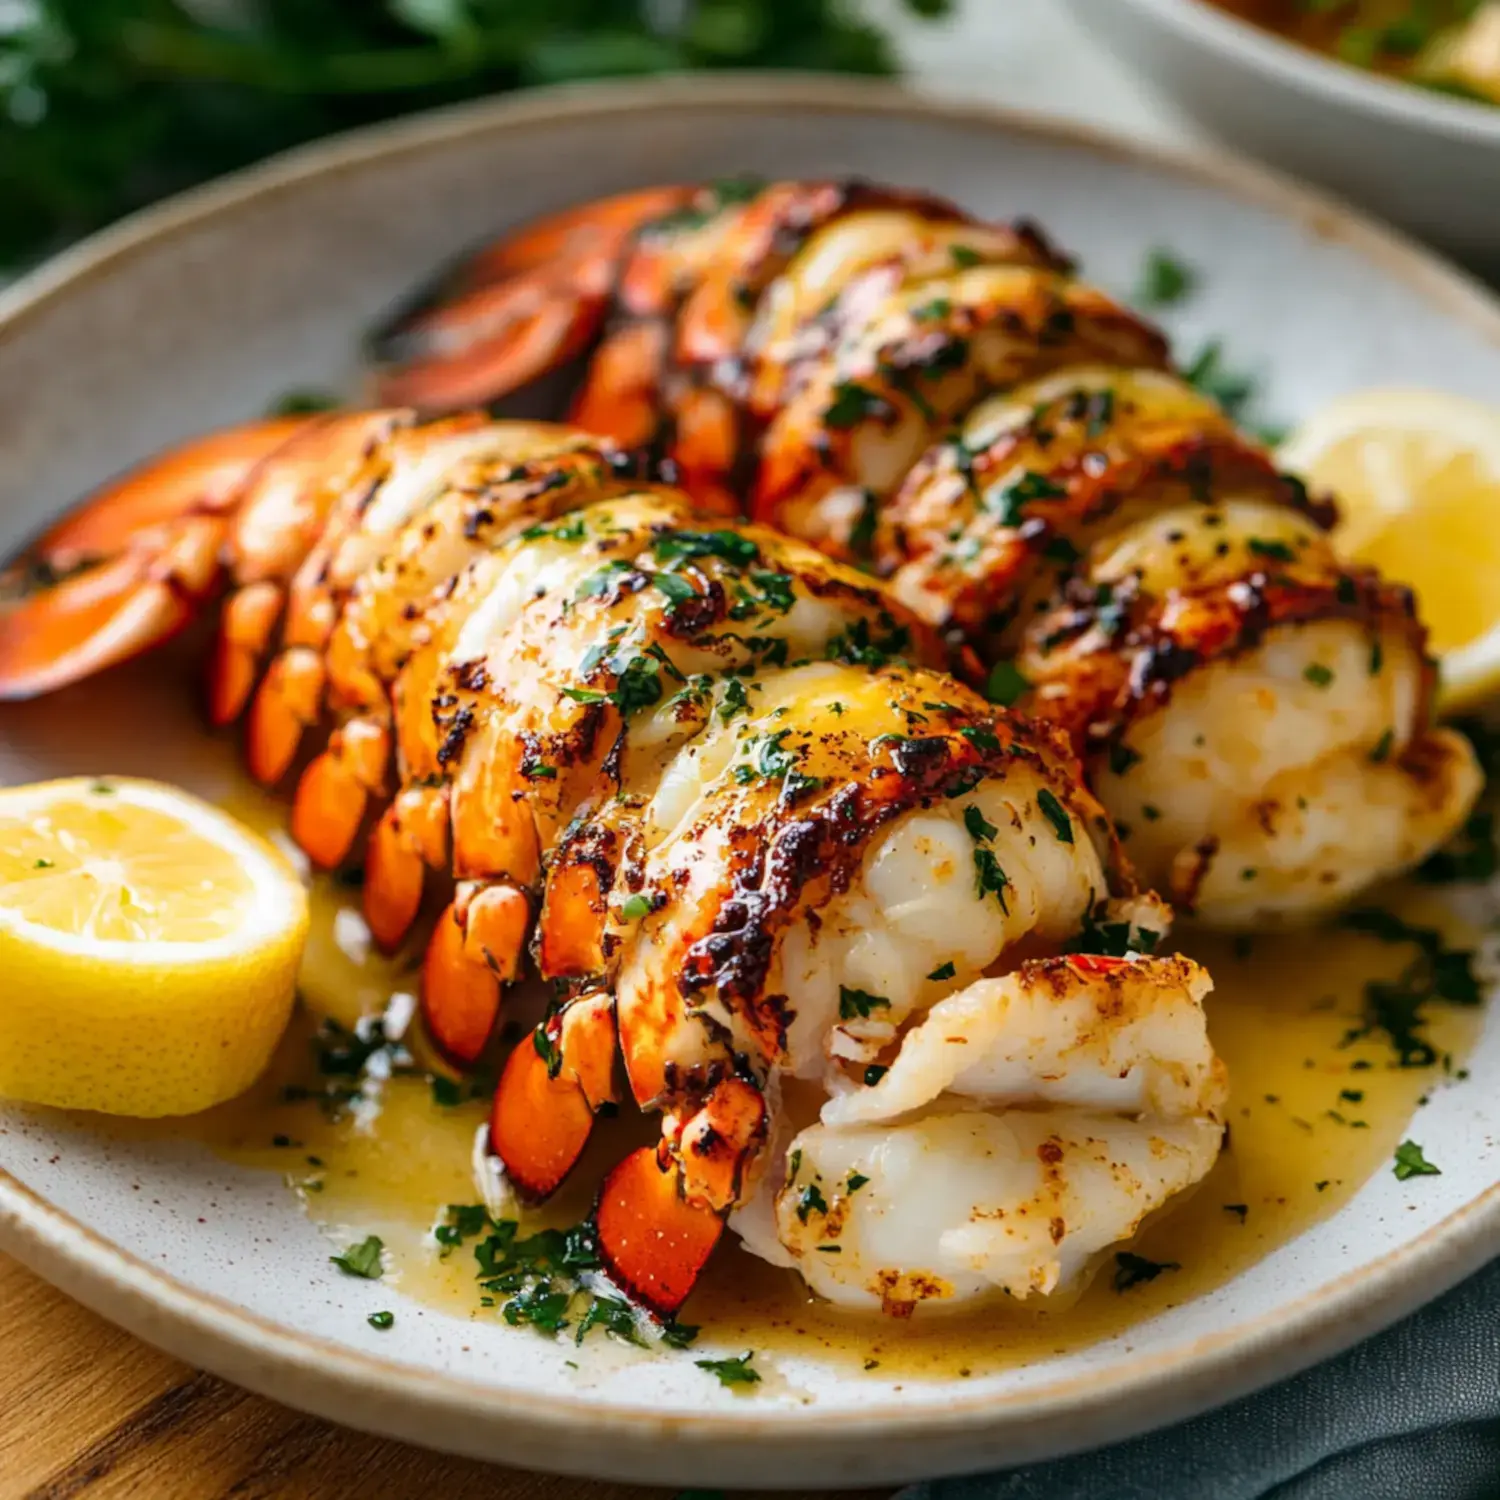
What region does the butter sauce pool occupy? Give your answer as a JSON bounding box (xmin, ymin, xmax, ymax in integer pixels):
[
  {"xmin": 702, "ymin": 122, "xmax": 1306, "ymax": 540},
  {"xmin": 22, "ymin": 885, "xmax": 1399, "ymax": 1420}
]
[{"xmin": 0, "ymin": 647, "xmax": 1483, "ymax": 1380}]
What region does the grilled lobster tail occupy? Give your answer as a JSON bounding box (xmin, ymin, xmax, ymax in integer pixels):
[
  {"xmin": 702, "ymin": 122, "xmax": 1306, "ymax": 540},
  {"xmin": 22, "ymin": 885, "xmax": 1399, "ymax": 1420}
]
[
  {"xmin": 370, "ymin": 178, "xmax": 1482, "ymax": 929},
  {"xmin": 0, "ymin": 408, "xmax": 1228, "ymax": 1318}
]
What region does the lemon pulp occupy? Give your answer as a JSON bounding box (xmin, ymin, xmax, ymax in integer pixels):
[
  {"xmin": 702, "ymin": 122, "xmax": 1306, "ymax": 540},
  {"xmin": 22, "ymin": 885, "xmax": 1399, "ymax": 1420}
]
[
  {"xmin": 0, "ymin": 777, "xmax": 308, "ymax": 1116},
  {"xmin": 1279, "ymin": 389, "xmax": 1500, "ymax": 710}
]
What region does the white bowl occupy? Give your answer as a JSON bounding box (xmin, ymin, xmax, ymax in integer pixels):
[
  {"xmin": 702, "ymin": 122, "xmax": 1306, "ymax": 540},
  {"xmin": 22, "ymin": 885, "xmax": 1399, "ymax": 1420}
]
[{"xmin": 1066, "ymin": 0, "xmax": 1500, "ymax": 266}]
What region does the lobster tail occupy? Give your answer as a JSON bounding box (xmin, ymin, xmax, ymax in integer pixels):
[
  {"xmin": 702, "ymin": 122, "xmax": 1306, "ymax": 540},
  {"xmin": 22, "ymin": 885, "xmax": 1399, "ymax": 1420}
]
[{"xmin": 0, "ymin": 417, "xmax": 313, "ymax": 700}]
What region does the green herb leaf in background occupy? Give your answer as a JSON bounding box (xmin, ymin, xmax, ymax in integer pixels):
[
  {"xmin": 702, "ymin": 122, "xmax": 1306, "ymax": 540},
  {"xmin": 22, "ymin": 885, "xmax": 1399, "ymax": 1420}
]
[{"xmin": 0, "ymin": 0, "xmax": 950, "ymax": 270}]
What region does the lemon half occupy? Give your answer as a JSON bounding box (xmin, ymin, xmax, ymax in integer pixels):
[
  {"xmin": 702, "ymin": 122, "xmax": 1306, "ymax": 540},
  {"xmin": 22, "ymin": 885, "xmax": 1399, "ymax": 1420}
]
[
  {"xmin": 0, "ymin": 777, "xmax": 308, "ymax": 1116},
  {"xmin": 1278, "ymin": 388, "xmax": 1500, "ymax": 713}
]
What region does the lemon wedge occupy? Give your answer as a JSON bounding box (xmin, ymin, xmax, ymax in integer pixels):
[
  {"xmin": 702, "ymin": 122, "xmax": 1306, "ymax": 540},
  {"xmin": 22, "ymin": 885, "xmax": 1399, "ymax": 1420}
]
[
  {"xmin": 0, "ymin": 777, "xmax": 308, "ymax": 1116},
  {"xmin": 1278, "ymin": 389, "xmax": 1500, "ymax": 713}
]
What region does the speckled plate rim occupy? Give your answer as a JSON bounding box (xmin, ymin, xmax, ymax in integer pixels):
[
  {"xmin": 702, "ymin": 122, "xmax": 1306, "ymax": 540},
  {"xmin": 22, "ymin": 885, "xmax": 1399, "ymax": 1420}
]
[{"xmin": 2, "ymin": 74, "xmax": 1500, "ymax": 1488}]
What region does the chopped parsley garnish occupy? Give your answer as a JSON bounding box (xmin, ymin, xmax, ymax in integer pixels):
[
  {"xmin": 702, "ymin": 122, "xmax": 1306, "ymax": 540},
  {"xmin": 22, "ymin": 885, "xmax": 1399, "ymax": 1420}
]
[
  {"xmin": 1248, "ymin": 537, "xmax": 1296, "ymax": 563},
  {"xmin": 533, "ymin": 1022, "xmax": 562, "ymax": 1076},
  {"xmin": 574, "ymin": 558, "xmax": 633, "ymax": 600},
  {"xmin": 520, "ymin": 514, "xmax": 587, "ymax": 544},
  {"xmin": 653, "ymin": 529, "xmax": 759, "ymax": 568},
  {"xmin": 1184, "ymin": 339, "xmax": 1256, "ymax": 419},
  {"xmin": 695, "ymin": 1351, "xmax": 762, "ymax": 1388},
  {"xmin": 963, "ymin": 804, "xmax": 998, "ymax": 843},
  {"xmin": 1393, "ymin": 1140, "xmax": 1441, "ymax": 1181},
  {"xmin": 1037, "ymin": 788, "xmax": 1073, "ymax": 844},
  {"xmin": 32, "ymin": 858, "xmax": 53, "ymax": 869},
  {"xmin": 367, "ymin": 1310, "xmax": 394, "ymax": 1330},
  {"xmin": 1369, "ymin": 728, "xmax": 1396, "ymax": 765},
  {"xmin": 269, "ymin": 387, "xmax": 340, "ymax": 416},
  {"xmin": 912, "ymin": 296, "xmax": 953, "ymax": 321},
  {"xmin": 1135, "ymin": 248, "xmax": 1196, "ymax": 308},
  {"xmin": 434, "ymin": 1203, "xmax": 491, "ymax": 1254},
  {"xmin": 987, "ymin": 469, "xmax": 1065, "ymax": 527},
  {"xmin": 652, "ymin": 570, "xmax": 698, "ymax": 605},
  {"xmin": 717, "ymin": 675, "xmax": 752, "ymax": 723},
  {"xmin": 985, "ymin": 660, "xmax": 1030, "ymax": 707},
  {"xmin": 331, "ymin": 1235, "xmax": 385, "ymax": 1280},
  {"xmin": 564, "ymin": 642, "xmax": 682, "ymax": 717},
  {"xmin": 315, "ymin": 1015, "xmax": 404, "ymax": 1081},
  {"xmin": 848, "ymin": 491, "xmax": 879, "ymax": 559},
  {"xmin": 847, "ymin": 1172, "xmax": 870, "ymax": 1193},
  {"xmin": 620, "ymin": 893, "xmax": 655, "ymax": 922},
  {"xmin": 828, "ymin": 616, "xmax": 910, "ymax": 669},
  {"xmin": 1113, "ymin": 1251, "xmax": 1180, "ymax": 1292},
  {"xmin": 825, "ymin": 381, "xmax": 892, "ymax": 430},
  {"xmin": 958, "ymin": 724, "xmax": 1001, "ymax": 753},
  {"xmin": 949, "ymin": 244, "xmax": 982, "ymax": 268},
  {"xmin": 749, "ymin": 570, "xmax": 795, "ymax": 614},
  {"xmin": 927, "ymin": 961, "xmax": 957, "ymax": 982},
  {"xmin": 796, "ymin": 1183, "xmax": 828, "ymax": 1222},
  {"xmin": 1065, "ymin": 908, "xmax": 1160, "ymax": 958},
  {"xmin": 735, "ymin": 728, "xmax": 798, "ymax": 786},
  {"xmin": 1338, "ymin": 908, "xmax": 1482, "ymax": 1067},
  {"xmin": 461, "ymin": 1214, "xmax": 662, "ymax": 1347},
  {"xmin": 838, "ymin": 986, "xmax": 891, "ymax": 1021},
  {"xmin": 973, "ymin": 848, "xmax": 1010, "ymax": 912},
  {"xmin": 1108, "ymin": 743, "xmax": 1142, "ymax": 776},
  {"xmin": 1303, "ymin": 663, "xmax": 1334, "ymax": 688},
  {"xmin": 573, "ymin": 1295, "xmax": 646, "ymax": 1345}
]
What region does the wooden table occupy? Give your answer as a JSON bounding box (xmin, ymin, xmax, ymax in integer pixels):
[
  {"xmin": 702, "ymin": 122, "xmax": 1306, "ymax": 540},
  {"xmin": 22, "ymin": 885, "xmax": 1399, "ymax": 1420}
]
[{"xmin": 0, "ymin": 1254, "xmax": 891, "ymax": 1500}]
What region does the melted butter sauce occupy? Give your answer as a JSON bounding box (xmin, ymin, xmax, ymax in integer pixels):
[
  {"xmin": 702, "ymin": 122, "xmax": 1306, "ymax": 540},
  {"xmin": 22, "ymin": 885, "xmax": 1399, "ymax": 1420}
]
[
  {"xmin": 200, "ymin": 825, "xmax": 1480, "ymax": 1381},
  {"xmin": 0, "ymin": 651, "xmax": 1483, "ymax": 1379}
]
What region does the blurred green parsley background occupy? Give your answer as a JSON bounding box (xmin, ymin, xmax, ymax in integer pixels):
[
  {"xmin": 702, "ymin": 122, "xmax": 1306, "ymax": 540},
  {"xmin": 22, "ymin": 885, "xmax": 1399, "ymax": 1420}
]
[{"xmin": 0, "ymin": 0, "xmax": 951, "ymax": 269}]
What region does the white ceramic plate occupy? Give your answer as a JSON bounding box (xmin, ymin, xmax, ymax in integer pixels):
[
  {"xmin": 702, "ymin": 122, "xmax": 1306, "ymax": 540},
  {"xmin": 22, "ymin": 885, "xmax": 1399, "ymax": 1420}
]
[{"xmin": 2, "ymin": 77, "xmax": 1500, "ymax": 1491}]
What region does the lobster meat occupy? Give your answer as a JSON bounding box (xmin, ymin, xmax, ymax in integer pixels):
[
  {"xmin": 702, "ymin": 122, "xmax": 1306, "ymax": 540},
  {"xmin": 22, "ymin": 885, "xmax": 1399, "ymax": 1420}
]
[
  {"xmin": 371, "ymin": 178, "xmax": 1482, "ymax": 928},
  {"xmin": 1, "ymin": 409, "xmax": 1225, "ymax": 1319}
]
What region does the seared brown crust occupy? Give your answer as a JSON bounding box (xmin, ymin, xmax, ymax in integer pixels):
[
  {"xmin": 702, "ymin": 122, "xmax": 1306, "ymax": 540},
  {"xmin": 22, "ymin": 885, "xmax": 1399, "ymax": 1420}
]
[
  {"xmin": 573, "ymin": 179, "xmax": 1067, "ymax": 508},
  {"xmin": 678, "ymin": 697, "xmax": 1090, "ymax": 1011},
  {"xmin": 598, "ymin": 663, "xmax": 1122, "ymax": 1108},
  {"xmin": 749, "ymin": 272, "xmax": 1171, "ymax": 542},
  {"xmin": 881, "ymin": 417, "xmax": 1325, "ymax": 647},
  {"xmin": 1020, "ymin": 546, "xmax": 1430, "ymax": 760}
]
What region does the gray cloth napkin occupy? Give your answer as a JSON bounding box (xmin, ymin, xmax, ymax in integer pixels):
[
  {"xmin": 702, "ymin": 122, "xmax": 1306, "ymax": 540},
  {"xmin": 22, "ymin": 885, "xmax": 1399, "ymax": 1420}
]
[{"xmin": 898, "ymin": 1255, "xmax": 1500, "ymax": 1500}]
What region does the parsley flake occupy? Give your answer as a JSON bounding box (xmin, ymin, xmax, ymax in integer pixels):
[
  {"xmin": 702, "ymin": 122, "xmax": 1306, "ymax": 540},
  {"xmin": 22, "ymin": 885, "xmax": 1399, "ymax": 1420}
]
[
  {"xmin": 695, "ymin": 1351, "xmax": 762, "ymax": 1388},
  {"xmin": 1393, "ymin": 1140, "xmax": 1441, "ymax": 1181},
  {"xmin": 825, "ymin": 381, "xmax": 891, "ymax": 430},
  {"xmin": 838, "ymin": 986, "xmax": 891, "ymax": 1021},
  {"xmin": 1113, "ymin": 1251, "xmax": 1180, "ymax": 1292},
  {"xmin": 985, "ymin": 660, "xmax": 1030, "ymax": 707},
  {"xmin": 1135, "ymin": 248, "xmax": 1196, "ymax": 308},
  {"xmin": 1037, "ymin": 788, "xmax": 1073, "ymax": 843},
  {"xmin": 331, "ymin": 1235, "xmax": 385, "ymax": 1280},
  {"xmin": 963, "ymin": 804, "xmax": 998, "ymax": 843}
]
